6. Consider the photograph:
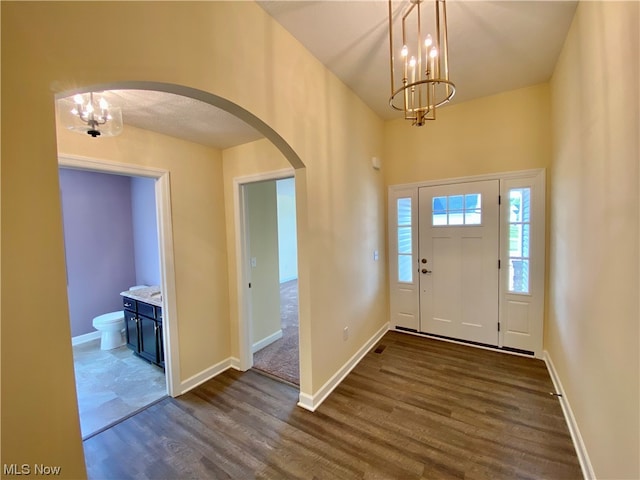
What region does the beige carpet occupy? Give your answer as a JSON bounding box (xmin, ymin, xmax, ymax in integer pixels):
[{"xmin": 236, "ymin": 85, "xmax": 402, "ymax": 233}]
[{"xmin": 253, "ymin": 279, "xmax": 299, "ymax": 385}]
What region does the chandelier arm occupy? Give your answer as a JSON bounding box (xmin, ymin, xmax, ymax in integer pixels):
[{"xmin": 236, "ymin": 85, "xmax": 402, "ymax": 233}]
[
  {"xmin": 441, "ymin": 0, "xmax": 451, "ymax": 97},
  {"xmin": 417, "ymin": 0, "xmax": 423, "ymax": 112},
  {"xmin": 389, "ymin": 79, "xmax": 456, "ymax": 111},
  {"xmin": 435, "ymin": 0, "xmax": 441, "ymax": 79},
  {"xmin": 388, "ymin": 0, "xmax": 396, "ymax": 98}
]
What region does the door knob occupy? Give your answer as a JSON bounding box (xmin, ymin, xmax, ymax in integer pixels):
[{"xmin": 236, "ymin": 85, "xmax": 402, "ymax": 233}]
[
  {"xmin": 421, "ymin": 258, "xmax": 428, "ymax": 264},
  {"xmin": 421, "ymin": 268, "xmax": 432, "ymax": 274}
]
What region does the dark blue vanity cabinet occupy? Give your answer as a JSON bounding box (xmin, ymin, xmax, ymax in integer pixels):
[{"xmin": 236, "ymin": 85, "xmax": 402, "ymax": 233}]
[{"xmin": 123, "ymin": 296, "xmax": 165, "ymax": 370}]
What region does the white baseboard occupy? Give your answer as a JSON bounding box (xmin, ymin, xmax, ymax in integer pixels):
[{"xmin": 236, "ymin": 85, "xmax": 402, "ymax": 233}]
[
  {"xmin": 179, "ymin": 357, "xmax": 234, "ymax": 395},
  {"xmin": 230, "ymin": 357, "xmax": 242, "ymax": 371},
  {"xmin": 252, "ymin": 329, "xmax": 283, "ymax": 353},
  {"xmin": 71, "ymin": 330, "xmax": 102, "ymax": 346},
  {"xmin": 297, "ymin": 321, "xmax": 389, "ymax": 412},
  {"xmin": 543, "ymin": 351, "xmax": 595, "ymax": 480}
]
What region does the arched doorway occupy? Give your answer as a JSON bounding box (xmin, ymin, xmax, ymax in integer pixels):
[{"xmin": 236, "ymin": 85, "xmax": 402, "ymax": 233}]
[{"xmin": 55, "ymin": 82, "xmax": 307, "ymax": 404}]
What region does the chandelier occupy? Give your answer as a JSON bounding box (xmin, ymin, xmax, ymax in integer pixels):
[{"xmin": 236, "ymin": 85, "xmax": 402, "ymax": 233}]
[
  {"xmin": 61, "ymin": 92, "xmax": 123, "ymax": 138},
  {"xmin": 388, "ymin": 0, "xmax": 456, "ymax": 126}
]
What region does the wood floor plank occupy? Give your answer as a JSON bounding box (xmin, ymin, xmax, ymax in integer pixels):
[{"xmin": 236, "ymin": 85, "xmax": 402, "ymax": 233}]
[{"xmin": 83, "ymin": 331, "xmax": 582, "ymax": 479}]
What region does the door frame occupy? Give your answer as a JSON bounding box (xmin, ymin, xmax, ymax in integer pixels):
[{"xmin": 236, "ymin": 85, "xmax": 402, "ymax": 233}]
[
  {"xmin": 232, "ymin": 168, "xmax": 296, "ymax": 371},
  {"xmin": 388, "ymin": 168, "xmax": 546, "ymax": 357},
  {"xmin": 58, "ymin": 154, "xmax": 181, "ymax": 396}
]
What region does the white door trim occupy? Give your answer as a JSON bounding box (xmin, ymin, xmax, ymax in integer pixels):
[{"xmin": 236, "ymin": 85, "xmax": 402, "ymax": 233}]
[
  {"xmin": 58, "ymin": 154, "xmax": 181, "ymax": 397},
  {"xmin": 388, "ymin": 168, "xmax": 545, "ymax": 191},
  {"xmin": 232, "ymin": 168, "xmax": 295, "ymax": 371}
]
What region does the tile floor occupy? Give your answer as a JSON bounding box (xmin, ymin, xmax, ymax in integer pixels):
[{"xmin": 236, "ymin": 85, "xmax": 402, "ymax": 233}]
[{"xmin": 72, "ymin": 339, "xmax": 166, "ymax": 439}]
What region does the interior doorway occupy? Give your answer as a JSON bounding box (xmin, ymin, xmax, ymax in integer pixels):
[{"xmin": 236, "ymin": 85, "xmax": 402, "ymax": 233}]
[
  {"xmin": 58, "ymin": 155, "xmax": 178, "ymax": 439},
  {"xmin": 241, "ymin": 175, "xmax": 300, "ymax": 386},
  {"xmin": 59, "ymin": 166, "xmax": 167, "ymax": 438}
]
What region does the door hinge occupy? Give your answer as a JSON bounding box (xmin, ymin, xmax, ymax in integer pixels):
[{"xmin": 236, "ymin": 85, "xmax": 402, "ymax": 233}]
[
  {"xmin": 498, "ymin": 195, "xmax": 502, "ymax": 205},
  {"xmin": 498, "ymin": 322, "xmax": 501, "ymax": 332},
  {"xmin": 498, "ymin": 259, "xmax": 501, "ymax": 269},
  {"xmin": 248, "ymin": 282, "xmax": 252, "ymax": 288}
]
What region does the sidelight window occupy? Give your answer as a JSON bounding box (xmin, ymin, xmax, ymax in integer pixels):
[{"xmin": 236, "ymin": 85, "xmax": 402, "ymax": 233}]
[
  {"xmin": 508, "ymin": 188, "xmax": 531, "ymax": 293},
  {"xmin": 397, "ymin": 197, "xmax": 413, "ymax": 283}
]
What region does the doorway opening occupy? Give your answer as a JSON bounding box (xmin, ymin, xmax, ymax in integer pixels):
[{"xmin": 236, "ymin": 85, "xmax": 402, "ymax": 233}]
[
  {"xmin": 58, "ymin": 156, "xmax": 176, "ymax": 439},
  {"xmin": 243, "ymin": 177, "xmax": 300, "ymax": 386}
]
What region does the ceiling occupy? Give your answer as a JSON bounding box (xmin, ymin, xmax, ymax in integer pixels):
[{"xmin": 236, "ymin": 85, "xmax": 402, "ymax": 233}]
[{"xmin": 59, "ymin": 1, "xmax": 578, "ymax": 149}]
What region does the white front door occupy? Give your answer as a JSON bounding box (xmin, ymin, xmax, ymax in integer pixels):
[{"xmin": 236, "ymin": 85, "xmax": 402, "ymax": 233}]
[{"xmin": 418, "ymin": 180, "xmax": 500, "ymax": 345}]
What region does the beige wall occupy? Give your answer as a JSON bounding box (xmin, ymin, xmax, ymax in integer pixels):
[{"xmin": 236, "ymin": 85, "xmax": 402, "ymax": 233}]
[
  {"xmin": 56, "ymin": 122, "xmax": 230, "ymax": 380},
  {"xmin": 548, "ymin": 2, "xmax": 640, "ymax": 478},
  {"xmin": 1, "ymin": 2, "xmax": 386, "ymax": 474},
  {"xmin": 383, "ymin": 83, "xmax": 552, "ymax": 187},
  {"xmin": 246, "ymin": 181, "xmax": 281, "ymax": 345}
]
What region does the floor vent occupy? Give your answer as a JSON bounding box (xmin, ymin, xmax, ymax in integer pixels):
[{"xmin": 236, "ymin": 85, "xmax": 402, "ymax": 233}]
[{"xmin": 374, "ymin": 344, "xmax": 386, "ymax": 354}]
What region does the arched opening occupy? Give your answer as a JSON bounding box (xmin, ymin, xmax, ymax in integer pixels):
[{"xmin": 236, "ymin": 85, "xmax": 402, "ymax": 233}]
[{"xmin": 55, "ymin": 82, "xmax": 308, "ymax": 429}]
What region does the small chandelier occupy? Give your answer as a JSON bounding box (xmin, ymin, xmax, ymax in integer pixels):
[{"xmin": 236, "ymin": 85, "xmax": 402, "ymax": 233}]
[
  {"xmin": 388, "ymin": 0, "xmax": 456, "ymax": 126},
  {"xmin": 61, "ymin": 92, "xmax": 123, "ymax": 138}
]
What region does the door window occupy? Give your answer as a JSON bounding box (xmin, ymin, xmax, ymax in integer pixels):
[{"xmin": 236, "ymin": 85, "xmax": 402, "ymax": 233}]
[{"xmin": 432, "ymin": 193, "xmax": 482, "ymax": 226}]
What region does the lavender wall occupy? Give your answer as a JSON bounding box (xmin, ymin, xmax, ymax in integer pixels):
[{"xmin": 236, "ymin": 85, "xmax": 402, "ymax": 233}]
[
  {"xmin": 60, "ymin": 168, "xmax": 137, "ymax": 337},
  {"xmin": 131, "ymin": 177, "xmax": 161, "ymax": 286}
]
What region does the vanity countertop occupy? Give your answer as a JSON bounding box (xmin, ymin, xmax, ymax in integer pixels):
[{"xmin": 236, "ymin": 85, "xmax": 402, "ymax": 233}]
[{"xmin": 120, "ymin": 286, "xmax": 162, "ymax": 307}]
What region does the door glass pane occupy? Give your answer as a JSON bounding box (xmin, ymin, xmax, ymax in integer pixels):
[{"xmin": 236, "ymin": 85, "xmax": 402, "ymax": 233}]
[
  {"xmin": 465, "ymin": 209, "xmax": 482, "ymax": 225},
  {"xmin": 432, "ymin": 196, "xmax": 447, "ymax": 213},
  {"xmin": 522, "ymin": 224, "xmax": 530, "ymax": 257},
  {"xmin": 433, "ymin": 212, "xmax": 448, "ymax": 225},
  {"xmin": 448, "ymin": 195, "xmax": 463, "ymax": 210},
  {"xmin": 398, "ymin": 227, "xmax": 412, "ymax": 254},
  {"xmin": 521, "ymin": 188, "xmax": 531, "ymax": 223},
  {"xmin": 509, "ymin": 224, "xmax": 522, "ymax": 256},
  {"xmin": 398, "ymin": 255, "xmax": 412, "ymax": 283},
  {"xmin": 509, "ymin": 189, "xmax": 529, "ymax": 222},
  {"xmin": 465, "ymin": 193, "xmax": 481, "ymax": 209},
  {"xmin": 397, "ymin": 198, "xmax": 412, "ymax": 225},
  {"xmin": 449, "ymin": 211, "xmax": 464, "ymax": 225},
  {"xmin": 509, "ymin": 259, "xmax": 529, "ymax": 293}
]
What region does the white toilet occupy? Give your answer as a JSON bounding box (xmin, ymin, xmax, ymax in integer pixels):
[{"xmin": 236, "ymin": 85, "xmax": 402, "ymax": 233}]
[
  {"xmin": 92, "ymin": 285, "xmax": 147, "ymax": 350},
  {"xmin": 92, "ymin": 311, "xmax": 125, "ymax": 350}
]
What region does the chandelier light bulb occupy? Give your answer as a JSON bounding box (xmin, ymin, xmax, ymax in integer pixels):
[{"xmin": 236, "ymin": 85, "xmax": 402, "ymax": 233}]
[
  {"xmin": 429, "ymin": 46, "xmax": 438, "ymax": 58},
  {"xmin": 99, "ymin": 97, "xmax": 109, "ymax": 110},
  {"xmin": 401, "ymin": 45, "xmax": 408, "ymax": 57},
  {"xmin": 425, "ymin": 34, "xmax": 433, "ymax": 47}
]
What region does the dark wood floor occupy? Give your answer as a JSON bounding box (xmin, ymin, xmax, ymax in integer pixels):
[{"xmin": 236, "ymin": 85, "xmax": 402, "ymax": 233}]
[{"xmin": 83, "ymin": 331, "xmax": 582, "ymax": 479}]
